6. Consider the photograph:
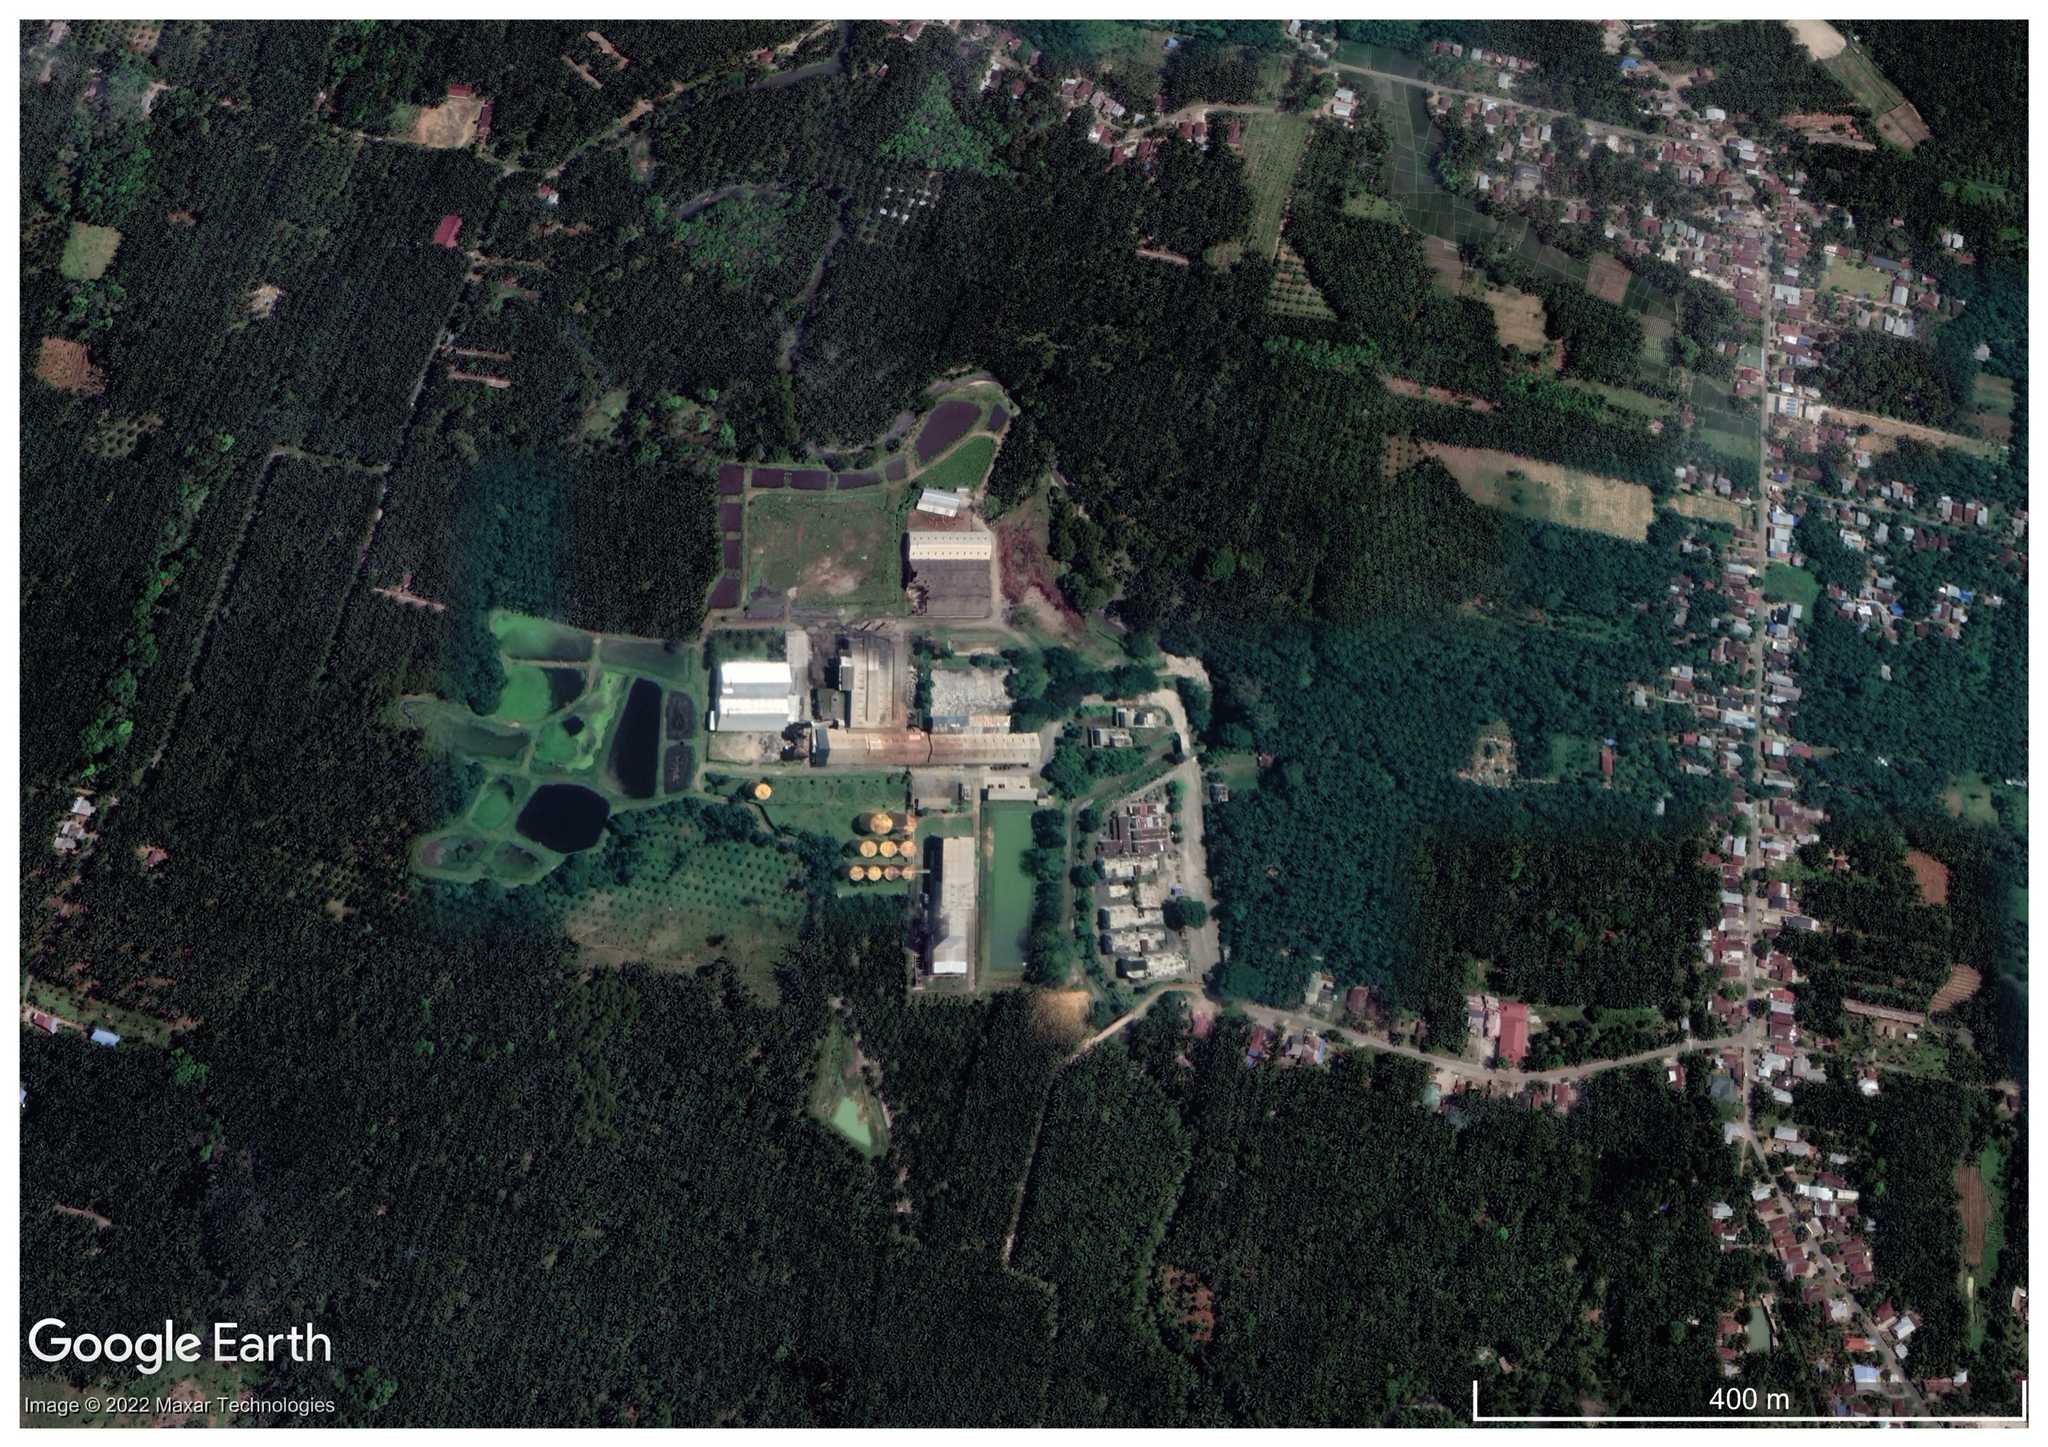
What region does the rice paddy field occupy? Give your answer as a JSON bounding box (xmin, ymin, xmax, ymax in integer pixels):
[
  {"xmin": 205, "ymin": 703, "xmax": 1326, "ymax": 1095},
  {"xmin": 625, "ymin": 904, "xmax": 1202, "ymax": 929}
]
[
  {"xmin": 1421, "ymin": 444, "xmax": 1655, "ymax": 541},
  {"xmin": 980, "ymin": 801, "xmax": 1036, "ymax": 985},
  {"xmin": 1690, "ymin": 371, "xmax": 1762, "ymax": 471}
]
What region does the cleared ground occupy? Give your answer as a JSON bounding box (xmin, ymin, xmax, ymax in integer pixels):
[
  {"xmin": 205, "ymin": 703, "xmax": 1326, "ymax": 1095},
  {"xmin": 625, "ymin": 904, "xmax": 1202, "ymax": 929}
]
[
  {"xmin": 1421, "ymin": 444, "xmax": 1655, "ymax": 541},
  {"xmin": 1483, "ymin": 286, "xmax": 1548, "ymax": 351},
  {"xmin": 405, "ymin": 92, "xmax": 486, "ymax": 148},
  {"xmin": 1668, "ymin": 492, "xmax": 1743, "ymax": 528},
  {"xmin": 1785, "ymin": 20, "xmax": 1847, "ymax": 61},
  {"xmin": 1823, "ymin": 406, "xmax": 2005, "ymax": 459},
  {"xmin": 746, "ymin": 486, "xmax": 908, "ymax": 611}
]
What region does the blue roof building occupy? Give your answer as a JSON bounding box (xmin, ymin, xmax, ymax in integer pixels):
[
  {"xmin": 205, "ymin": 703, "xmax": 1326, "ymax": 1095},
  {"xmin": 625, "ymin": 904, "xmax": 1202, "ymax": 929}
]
[{"xmin": 89, "ymin": 1028, "xmax": 121, "ymax": 1048}]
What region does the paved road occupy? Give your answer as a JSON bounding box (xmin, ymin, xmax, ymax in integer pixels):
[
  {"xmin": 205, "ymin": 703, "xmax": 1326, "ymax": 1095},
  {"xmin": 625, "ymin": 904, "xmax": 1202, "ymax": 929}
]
[
  {"xmin": 1328, "ymin": 60, "xmax": 1666, "ymax": 145},
  {"xmin": 1078, "ymin": 983, "xmax": 1726, "ymax": 1088}
]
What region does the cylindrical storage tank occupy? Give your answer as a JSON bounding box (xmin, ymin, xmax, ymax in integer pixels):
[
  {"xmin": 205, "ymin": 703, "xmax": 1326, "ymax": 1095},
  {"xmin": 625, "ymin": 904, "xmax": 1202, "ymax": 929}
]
[
  {"xmin": 752, "ymin": 781, "xmax": 773, "ymax": 800},
  {"xmin": 868, "ymin": 811, "xmax": 893, "ymax": 834},
  {"xmin": 859, "ymin": 839, "xmax": 878, "ymax": 858},
  {"xmin": 865, "ymin": 865, "xmax": 883, "ymax": 881},
  {"xmin": 847, "ymin": 866, "xmax": 864, "ymax": 882},
  {"xmin": 884, "ymin": 865, "xmax": 902, "ymax": 881},
  {"xmin": 878, "ymin": 840, "xmax": 898, "ymax": 858}
]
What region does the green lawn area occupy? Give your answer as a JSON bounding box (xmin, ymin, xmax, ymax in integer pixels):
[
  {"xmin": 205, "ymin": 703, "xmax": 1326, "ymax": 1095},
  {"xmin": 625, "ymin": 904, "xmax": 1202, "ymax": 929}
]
[
  {"xmin": 1342, "ymin": 191, "xmax": 1406, "ymax": 223},
  {"xmin": 491, "ymin": 663, "xmax": 556, "ymax": 722},
  {"xmin": 745, "ymin": 484, "xmax": 910, "ymax": 613},
  {"xmin": 59, "ymin": 222, "xmax": 122, "ymax": 281},
  {"xmin": 1546, "ymin": 734, "xmax": 1600, "ymax": 781},
  {"xmin": 1821, "ymin": 44, "xmax": 1906, "ymax": 115},
  {"xmin": 1943, "ymin": 771, "xmax": 2001, "ymax": 827},
  {"xmin": 1973, "ymin": 373, "xmax": 2016, "ymax": 417},
  {"xmin": 756, "ymin": 771, "xmax": 907, "ymax": 841},
  {"xmin": 914, "ymin": 434, "xmax": 995, "ymax": 493},
  {"xmin": 982, "ymin": 801, "xmax": 1036, "ymax": 983},
  {"xmin": 1824, "ymin": 255, "xmax": 1899, "ymax": 304},
  {"xmin": 1763, "ymin": 564, "xmax": 1821, "ymax": 613}
]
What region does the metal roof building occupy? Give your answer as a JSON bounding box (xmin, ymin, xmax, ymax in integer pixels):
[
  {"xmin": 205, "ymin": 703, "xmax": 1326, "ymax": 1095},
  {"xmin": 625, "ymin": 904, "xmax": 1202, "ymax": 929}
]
[
  {"xmin": 931, "ymin": 836, "xmax": 977, "ymax": 976},
  {"xmin": 711, "ymin": 659, "xmax": 797, "ymax": 732}
]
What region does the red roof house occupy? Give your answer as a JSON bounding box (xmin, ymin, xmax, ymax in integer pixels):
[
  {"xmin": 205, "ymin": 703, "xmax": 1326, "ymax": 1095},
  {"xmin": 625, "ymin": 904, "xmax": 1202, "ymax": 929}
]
[
  {"xmin": 432, "ymin": 214, "xmax": 464, "ymax": 249},
  {"xmin": 1497, "ymin": 1002, "xmax": 1530, "ymax": 1064}
]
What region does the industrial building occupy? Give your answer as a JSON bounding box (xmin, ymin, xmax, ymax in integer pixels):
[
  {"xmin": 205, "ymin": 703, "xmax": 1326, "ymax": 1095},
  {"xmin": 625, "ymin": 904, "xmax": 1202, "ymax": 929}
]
[
  {"xmin": 931, "ymin": 835, "xmax": 977, "ymax": 977},
  {"xmin": 835, "ymin": 632, "xmax": 899, "ymax": 730},
  {"xmin": 904, "ymin": 521, "xmax": 995, "ymax": 619},
  {"xmin": 710, "ymin": 659, "xmax": 798, "ymax": 732},
  {"xmin": 928, "ymin": 666, "xmax": 1012, "ymax": 733}
]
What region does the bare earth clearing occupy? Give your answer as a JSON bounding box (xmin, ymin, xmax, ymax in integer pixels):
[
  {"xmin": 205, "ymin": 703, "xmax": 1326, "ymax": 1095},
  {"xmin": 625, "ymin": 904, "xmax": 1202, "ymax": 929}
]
[
  {"xmin": 1421, "ymin": 444, "xmax": 1655, "ymax": 541},
  {"xmin": 1785, "ymin": 20, "xmax": 1848, "ymax": 61}
]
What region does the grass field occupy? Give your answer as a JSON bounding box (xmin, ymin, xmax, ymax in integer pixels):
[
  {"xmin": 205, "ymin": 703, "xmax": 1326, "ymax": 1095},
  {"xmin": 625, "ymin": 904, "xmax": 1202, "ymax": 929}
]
[
  {"xmin": 1234, "ymin": 111, "xmax": 1313, "ymax": 262},
  {"xmin": 1763, "ymin": 563, "xmax": 1821, "ymax": 612},
  {"xmin": 915, "ymin": 434, "xmax": 995, "ymax": 493},
  {"xmin": 757, "ymin": 771, "xmax": 908, "ymax": 841},
  {"xmin": 1421, "ymin": 444, "xmax": 1655, "ymax": 541},
  {"xmin": 982, "ymin": 801, "xmax": 1036, "ymax": 983},
  {"xmin": 564, "ymin": 814, "xmax": 807, "ymax": 1001},
  {"xmin": 1821, "ymin": 44, "xmax": 1907, "ymax": 117},
  {"xmin": 1943, "ymin": 771, "xmax": 2003, "ymax": 827},
  {"xmin": 1963, "ymin": 1139, "xmax": 2008, "ymax": 1349},
  {"xmin": 59, "ymin": 222, "xmax": 121, "ymax": 281},
  {"xmin": 1561, "ymin": 379, "xmax": 1674, "ymax": 418},
  {"xmin": 746, "ymin": 485, "xmax": 909, "ymax": 612},
  {"xmin": 1668, "ymin": 493, "xmax": 1743, "ymax": 529},
  {"xmin": 1824, "ymin": 255, "xmax": 1899, "ymax": 303}
]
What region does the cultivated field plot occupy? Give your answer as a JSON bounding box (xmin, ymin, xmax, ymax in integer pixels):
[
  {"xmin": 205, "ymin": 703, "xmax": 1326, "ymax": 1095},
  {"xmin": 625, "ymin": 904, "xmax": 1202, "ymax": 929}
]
[
  {"xmin": 745, "ymin": 486, "xmax": 909, "ymax": 613},
  {"xmin": 563, "ymin": 816, "xmax": 806, "ymax": 996},
  {"xmin": 1823, "ymin": 406, "xmax": 2006, "ymax": 459},
  {"xmin": 1586, "ymin": 254, "xmax": 1632, "ymax": 306},
  {"xmin": 1267, "ymin": 240, "xmax": 1336, "ymax": 321},
  {"xmin": 1235, "ymin": 111, "xmax": 1313, "ymax": 262},
  {"xmin": 980, "ymin": 801, "xmax": 1036, "ymax": 986},
  {"xmin": 1818, "ymin": 41, "xmax": 1929, "ymax": 150},
  {"xmin": 916, "ymin": 434, "xmax": 996, "ymax": 493},
  {"xmin": 59, "ymin": 222, "xmax": 121, "ymax": 280},
  {"xmin": 1692, "ymin": 372, "xmax": 1762, "ymax": 469},
  {"xmin": 1421, "ymin": 444, "xmax": 1655, "ymax": 541},
  {"xmin": 1564, "ymin": 379, "xmax": 1675, "ymax": 419}
]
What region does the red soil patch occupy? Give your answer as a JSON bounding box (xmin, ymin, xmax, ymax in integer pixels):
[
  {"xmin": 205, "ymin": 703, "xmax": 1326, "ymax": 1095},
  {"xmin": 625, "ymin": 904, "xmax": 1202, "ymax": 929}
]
[
  {"xmin": 1159, "ymin": 1265, "xmax": 1217, "ymax": 1343},
  {"xmin": 1904, "ymin": 848, "xmax": 1950, "ymax": 905},
  {"xmin": 993, "ymin": 511, "xmax": 1080, "ymax": 630},
  {"xmin": 34, "ymin": 337, "xmax": 105, "ymax": 396},
  {"xmin": 1929, "ymin": 964, "xmax": 1982, "ymax": 1014},
  {"xmin": 1957, "ymin": 1164, "xmax": 1988, "ymax": 1267}
]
